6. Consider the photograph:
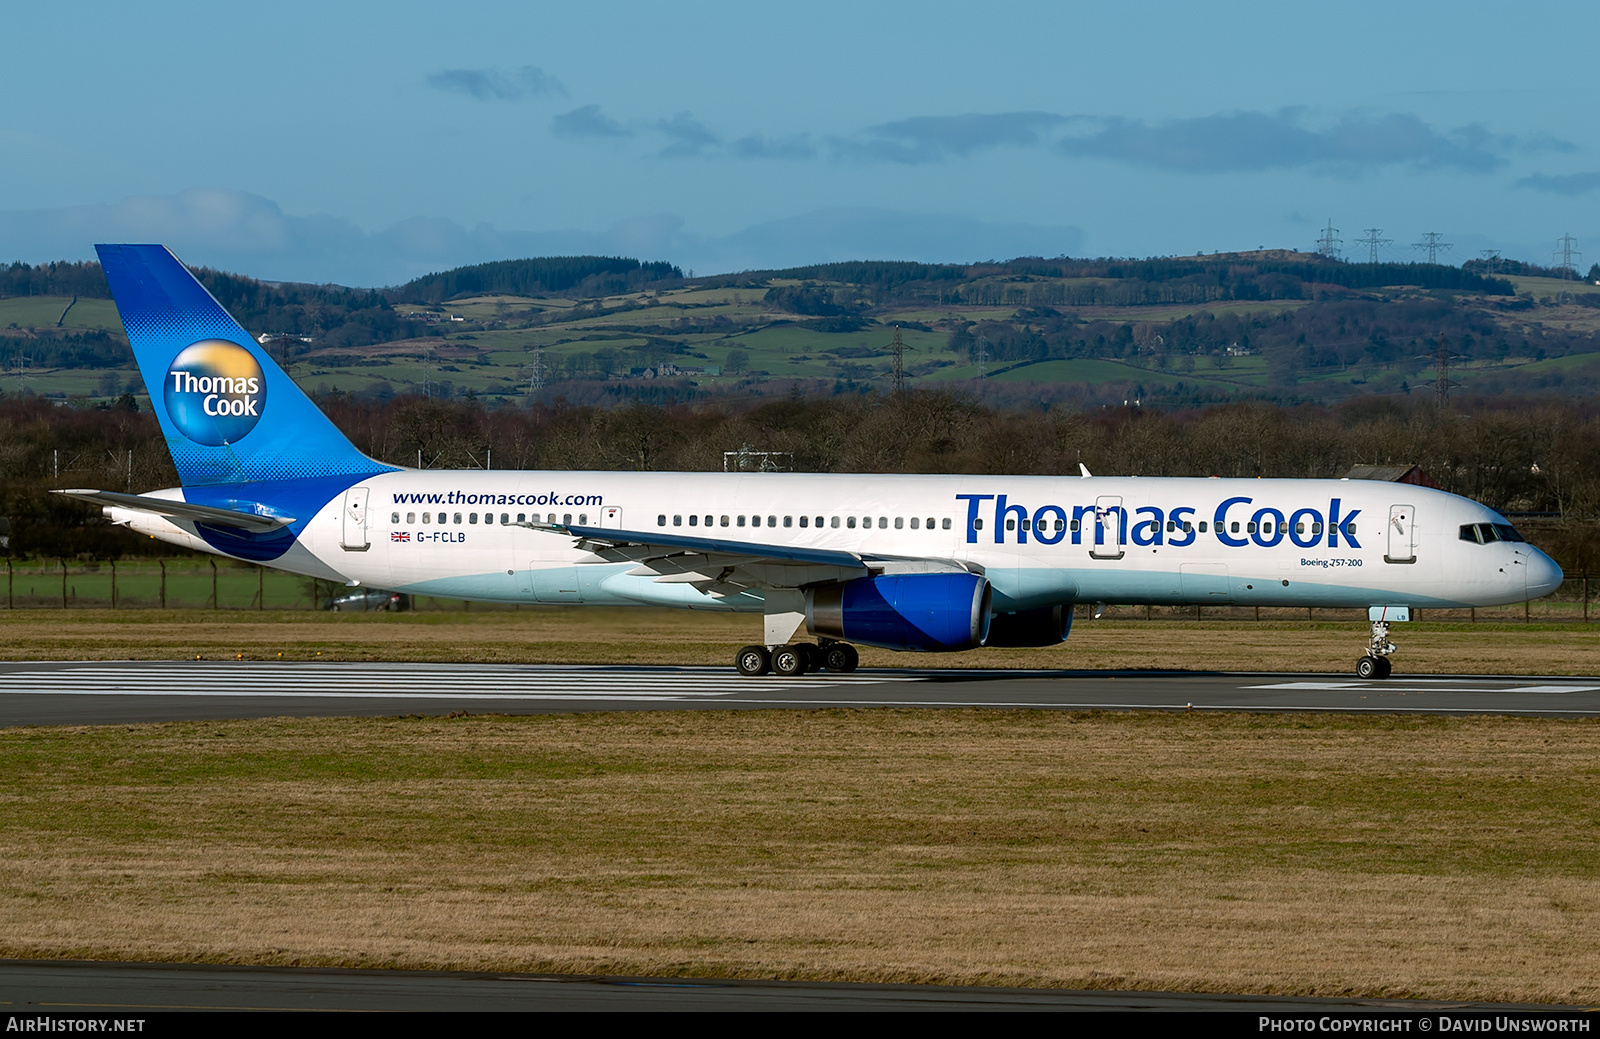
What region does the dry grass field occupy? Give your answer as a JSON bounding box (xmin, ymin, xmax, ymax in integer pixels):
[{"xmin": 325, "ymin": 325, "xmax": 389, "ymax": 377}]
[
  {"xmin": 0, "ymin": 607, "xmax": 1595, "ymax": 675},
  {"xmin": 2, "ymin": 710, "xmax": 1599, "ymax": 1002},
  {"xmin": 3, "ymin": 608, "xmax": 1598, "ymax": 1002}
]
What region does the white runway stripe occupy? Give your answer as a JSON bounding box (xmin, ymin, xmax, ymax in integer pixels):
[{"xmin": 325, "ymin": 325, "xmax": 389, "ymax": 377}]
[{"xmin": 0, "ymin": 663, "xmax": 916, "ymax": 700}]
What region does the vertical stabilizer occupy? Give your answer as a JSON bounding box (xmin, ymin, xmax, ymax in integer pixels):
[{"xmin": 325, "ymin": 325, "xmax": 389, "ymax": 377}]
[{"xmin": 96, "ymin": 244, "xmax": 394, "ymax": 486}]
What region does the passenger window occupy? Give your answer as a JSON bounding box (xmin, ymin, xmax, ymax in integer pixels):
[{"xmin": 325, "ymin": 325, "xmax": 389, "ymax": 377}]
[
  {"xmin": 1295, "ymin": 523, "xmax": 1304, "ymax": 534},
  {"xmin": 548, "ymin": 514, "xmax": 556, "ymax": 523},
  {"xmin": 1246, "ymin": 522, "xmax": 1256, "ymax": 533},
  {"xmin": 1165, "ymin": 520, "xmax": 1175, "ymax": 533},
  {"xmin": 1348, "ymin": 523, "xmax": 1357, "ymax": 535},
  {"xmin": 894, "ymin": 517, "xmax": 904, "ymax": 529},
  {"xmin": 974, "ymin": 518, "xmax": 984, "ymax": 530},
  {"xmin": 721, "ymin": 515, "xmax": 730, "ymax": 527},
  {"xmin": 673, "ymin": 515, "xmax": 682, "ymax": 527},
  {"xmin": 816, "ymin": 516, "xmax": 824, "ymax": 528},
  {"xmin": 847, "ymin": 517, "xmax": 857, "ymax": 529},
  {"xmin": 737, "ymin": 516, "xmax": 746, "ymax": 527},
  {"xmin": 941, "ymin": 518, "xmax": 951, "ymax": 530},
  {"xmin": 406, "ymin": 513, "xmax": 415, "ymax": 524},
  {"xmin": 578, "ymin": 514, "xmax": 587, "ymax": 525},
  {"xmin": 1183, "ymin": 522, "xmax": 1192, "ymax": 533},
  {"xmin": 501, "ymin": 513, "xmax": 509, "ymax": 524},
  {"xmin": 1199, "ymin": 521, "xmax": 1207, "ymax": 532},
  {"xmin": 455, "ymin": 513, "xmax": 464, "ymax": 524},
  {"xmin": 390, "ymin": 512, "xmax": 400, "ymax": 524},
  {"xmin": 469, "ymin": 513, "xmax": 478, "ymax": 524},
  {"xmin": 1056, "ymin": 519, "xmax": 1066, "ymax": 531},
  {"xmin": 485, "ymin": 514, "xmax": 495, "ymax": 525},
  {"xmin": 1006, "ymin": 519, "xmax": 1016, "ymax": 531},
  {"xmin": 784, "ymin": 516, "xmax": 792, "ymax": 527},
  {"xmin": 689, "ymin": 514, "xmax": 698, "ymax": 526},
  {"xmin": 910, "ymin": 517, "xmax": 920, "ymax": 529},
  {"xmin": 876, "ymin": 517, "xmax": 885, "ymax": 529},
  {"xmin": 422, "ymin": 512, "xmax": 431, "ymax": 523},
  {"xmin": 1312, "ymin": 522, "xmax": 1322, "ymax": 535},
  {"xmin": 1070, "ymin": 520, "xmax": 1080, "ymax": 532},
  {"xmin": 705, "ymin": 515, "xmax": 712, "ymax": 527},
  {"xmin": 658, "ymin": 515, "xmax": 667, "ymax": 527},
  {"xmin": 799, "ymin": 516, "xmax": 808, "ymax": 527},
  {"xmin": 769, "ymin": 516, "xmax": 777, "ymax": 527},
  {"xmin": 1231, "ymin": 522, "xmax": 1239, "ymax": 533},
  {"xmin": 831, "ymin": 517, "xmax": 840, "ymax": 529},
  {"xmin": 517, "ymin": 513, "xmax": 525, "ymax": 523}
]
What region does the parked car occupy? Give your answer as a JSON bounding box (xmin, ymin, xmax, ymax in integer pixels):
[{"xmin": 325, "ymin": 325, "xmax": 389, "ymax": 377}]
[{"xmin": 320, "ymin": 589, "xmax": 411, "ymax": 612}]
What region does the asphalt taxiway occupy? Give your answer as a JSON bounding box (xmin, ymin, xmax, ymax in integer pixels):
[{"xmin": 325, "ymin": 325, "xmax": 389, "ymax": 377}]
[
  {"xmin": 0, "ymin": 959, "xmax": 1587, "ymax": 1013},
  {"xmin": 2, "ymin": 660, "xmax": 1599, "ymax": 725}
]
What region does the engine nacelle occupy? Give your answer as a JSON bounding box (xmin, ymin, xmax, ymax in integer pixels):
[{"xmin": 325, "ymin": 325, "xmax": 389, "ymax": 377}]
[
  {"xmin": 985, "ymin": 604, "xmax": 1074, "ymax": 647},
  {"xmin": 806, "ymin": 572, "xmax": 991, "ymax": 652}
]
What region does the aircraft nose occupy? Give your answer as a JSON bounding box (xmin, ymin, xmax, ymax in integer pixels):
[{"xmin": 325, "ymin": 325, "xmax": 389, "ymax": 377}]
[{"xmin": 1526, "ymin": 549, "xmax": 1564, "ymax": 600}]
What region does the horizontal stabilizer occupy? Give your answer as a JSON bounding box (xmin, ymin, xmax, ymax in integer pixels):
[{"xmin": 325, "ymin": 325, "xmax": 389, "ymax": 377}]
[{"xmin": 53, "ymin": 489, "xmax": 295, "ymax": 531}]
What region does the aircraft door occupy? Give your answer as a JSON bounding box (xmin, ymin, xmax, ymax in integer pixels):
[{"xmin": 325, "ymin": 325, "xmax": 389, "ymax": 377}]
[
  {"xmin": 601, "ymin": 506, "xmax": 622, "ymax": 529},
  {"xmin": 1089, "ymin": 496, "xmax": 1125, "ymax": 560},
  {"xmin": 340, "ymin": 487, "xmax": 370, "ymax": 551},
  {"xmin": 1385, "ymin": 504, "xmax": 1416, "ymax": 564}
]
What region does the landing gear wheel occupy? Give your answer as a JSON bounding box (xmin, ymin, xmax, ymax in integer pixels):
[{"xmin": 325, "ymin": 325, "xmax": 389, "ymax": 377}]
[
  {"xmin": 735, "ymin": 644, "xmax": 771, "ymax": 677},
  {"xmin": 822, "ymin": 642, "xmax": 859, "ymax": 673},
  {"xmin": 772, "ymin": 645, "xmax": 807, "ymax": 677},
  {"xmin": 1356, "ymin": 655, "xmax": 1392, "ymax": 680},
  {"xmin": 796, "ymin": 644, "xmax": 819, "ymax": 673}
]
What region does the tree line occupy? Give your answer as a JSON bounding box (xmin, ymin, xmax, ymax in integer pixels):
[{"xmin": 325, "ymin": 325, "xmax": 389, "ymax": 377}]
[{"xmin": 4, "ymin": 391, "xmax": 1599, "ymax": 570}]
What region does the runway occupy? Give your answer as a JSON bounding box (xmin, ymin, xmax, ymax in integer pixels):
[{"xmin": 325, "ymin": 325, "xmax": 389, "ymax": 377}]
[
  {"xmin": 3, "ymin": 660, "xmax": 1600, "ymax": 725},
  {"xmin": 0, "ymin": 959, "xmax": 1586, "ymax": 1013}
]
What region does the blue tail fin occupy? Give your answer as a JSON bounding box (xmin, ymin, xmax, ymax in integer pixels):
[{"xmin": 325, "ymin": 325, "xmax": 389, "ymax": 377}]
[{"xmin": 97, "ymin": 244, "xmax": 394, "ymax": 486}]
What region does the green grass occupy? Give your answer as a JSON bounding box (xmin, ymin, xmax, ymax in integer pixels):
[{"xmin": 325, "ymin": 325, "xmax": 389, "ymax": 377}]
[{"xmin": 0, "ymin": 296, "xmax": 125, "ymax": 333}]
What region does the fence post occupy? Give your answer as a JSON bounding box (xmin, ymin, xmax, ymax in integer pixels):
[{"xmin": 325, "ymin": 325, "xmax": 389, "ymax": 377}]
[
  {"xmin": 60, "ymin": 559, "xmax": 67, "ymax": 609},
  {"xmin": 258, "ymin": 565, "xmax": 264, "ymax": 610},
  {"xmin": 210, "ymin": 558, "xmax": 218, "ymax": 610},
  {"xmin": 110, "ymin": 558, "xmax": 117, "ymax": 609},
  {"xmin": 1585, "ymin": 575, "xmax": 1590, "ymax": 623},
  {"xmin": 6, "ymin": 558, "xmax": 11, "ymax": 609},
  {"xmin": 159, "ymin": 560, "xmax": 166, "ymax": 609}
]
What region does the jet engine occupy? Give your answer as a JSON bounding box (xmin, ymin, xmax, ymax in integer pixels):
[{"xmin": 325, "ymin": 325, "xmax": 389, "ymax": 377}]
[{"xmin": 806, "ymin": 572, "xmax": 991, "ymax": 652}]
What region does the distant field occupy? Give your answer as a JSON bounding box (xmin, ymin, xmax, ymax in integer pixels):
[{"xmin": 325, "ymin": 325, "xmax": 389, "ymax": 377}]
[{"xmin": 0, "ymin": 295, "xmax": 124, "ymax": 333}]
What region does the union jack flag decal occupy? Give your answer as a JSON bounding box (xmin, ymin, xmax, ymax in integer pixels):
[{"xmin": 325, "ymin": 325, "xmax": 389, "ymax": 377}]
[{"xmin": 391, "ymin": 531, "xmax": 410, "ymax": 542}]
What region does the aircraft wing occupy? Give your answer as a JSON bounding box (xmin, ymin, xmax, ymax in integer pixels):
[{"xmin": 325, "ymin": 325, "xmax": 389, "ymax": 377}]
[
  {"xmin": 53, "ymin": 489, "xmax": 296, "ymax": 531},
  {"xmin": 526, "ymin": 521, "xmax": 971, "ymax": 595}
]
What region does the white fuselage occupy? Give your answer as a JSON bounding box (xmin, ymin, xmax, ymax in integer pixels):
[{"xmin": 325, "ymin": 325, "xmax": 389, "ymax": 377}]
[{"xmin": 107, "ymin": 471, "xmax": 1562, "ymax": 616}]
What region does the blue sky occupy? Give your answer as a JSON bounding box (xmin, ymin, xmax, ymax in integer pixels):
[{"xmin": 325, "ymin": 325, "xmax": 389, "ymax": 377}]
[{"xmin": 1, "ymin": 1, "xmax": 1596, "ymax": 285}]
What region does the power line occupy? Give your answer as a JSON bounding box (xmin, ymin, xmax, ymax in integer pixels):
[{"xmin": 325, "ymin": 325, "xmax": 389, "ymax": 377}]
[
  {"xmin": 887, "ymin": 326, "xmax": 913, "ymax": 395},
  {"xmin": 1553, "ymin": 233, "xmax": 1582, "ymax": 278},
  {"xmin": 1316, "ymin": 219, "xmax": 1342, "ymax": 259},
  {"xmin": 1354, "ymin": 228, "xmax": 1392, "ymax": 264},
  {"xmin": 1411, "ymin": 231, "xmax": 1452, "ymax": 264}
]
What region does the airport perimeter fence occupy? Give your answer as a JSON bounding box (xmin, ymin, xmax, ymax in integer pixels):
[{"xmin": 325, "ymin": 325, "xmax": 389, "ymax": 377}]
[{"xmin": 2, "ymin": 557, "xmax": 1599, "ymax": 624}]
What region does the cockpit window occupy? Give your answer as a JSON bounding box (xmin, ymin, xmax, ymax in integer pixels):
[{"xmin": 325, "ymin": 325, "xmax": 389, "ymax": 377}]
[{"xmin": 1460, "ymin": 521, "xmax": 1528, "ymax": 545}]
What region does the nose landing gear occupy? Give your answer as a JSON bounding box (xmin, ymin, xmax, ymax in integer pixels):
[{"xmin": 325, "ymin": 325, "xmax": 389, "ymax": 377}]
[{"xmin": 1356, "ymin": 620, "xmax": 1396, "ymax": 679}]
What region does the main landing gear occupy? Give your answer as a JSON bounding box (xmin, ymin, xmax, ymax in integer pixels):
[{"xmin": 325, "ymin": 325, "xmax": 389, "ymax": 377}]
[
  {"xmin": 734, "ymin": 641, "xmax": 858, "ymax": 677},
  {"xmin": 1356, "ymin": 620, "xmax": 1396, "ymax": 680}
]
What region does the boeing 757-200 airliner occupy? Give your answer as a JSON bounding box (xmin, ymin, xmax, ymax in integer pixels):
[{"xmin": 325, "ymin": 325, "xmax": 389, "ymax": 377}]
[{"xmin": 58, "ymin": 245, "xmax": 1563, "ymax": 679}]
